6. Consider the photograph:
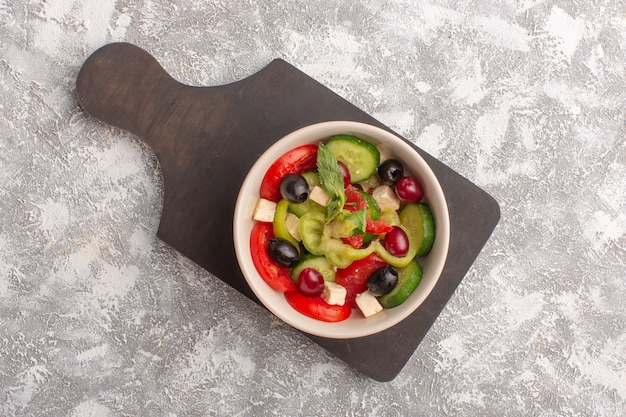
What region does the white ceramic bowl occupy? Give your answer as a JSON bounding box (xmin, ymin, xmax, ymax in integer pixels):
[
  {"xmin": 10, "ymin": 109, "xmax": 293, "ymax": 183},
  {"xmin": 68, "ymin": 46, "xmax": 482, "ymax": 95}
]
[{"xmin": 234, "ymin": 121, "xmax": 450, "ymax": 339}]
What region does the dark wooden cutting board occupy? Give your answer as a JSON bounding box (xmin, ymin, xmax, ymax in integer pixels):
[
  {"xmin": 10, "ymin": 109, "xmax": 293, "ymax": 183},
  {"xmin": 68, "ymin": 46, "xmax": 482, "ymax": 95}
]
[{"xmin": 76, "ymin": 42, "xmax": 500, "ymax": 381}]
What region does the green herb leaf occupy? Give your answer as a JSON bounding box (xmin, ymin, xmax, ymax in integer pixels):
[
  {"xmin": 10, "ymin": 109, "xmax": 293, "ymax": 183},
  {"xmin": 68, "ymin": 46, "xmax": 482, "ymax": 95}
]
[
  {"xmin": 341, "ymin": 209, "xmax": 367, "ymax": 235},
  {"xmin": 317, "ymin": 143, "xmax": 346, "ymax": 222},
  {"xmin": 317, "ymin": 143, "xmax": 344, "ymax": 196},
  {"xmin": 325, "ymin": 197, "xmax": 342, "ymax": 222}
]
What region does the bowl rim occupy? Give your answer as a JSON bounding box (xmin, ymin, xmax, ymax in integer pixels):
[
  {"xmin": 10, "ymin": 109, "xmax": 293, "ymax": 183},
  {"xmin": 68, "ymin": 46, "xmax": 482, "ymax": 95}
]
[{"xmin": 234, "ymin": 121, "xmax": 450, "ymax": 339}]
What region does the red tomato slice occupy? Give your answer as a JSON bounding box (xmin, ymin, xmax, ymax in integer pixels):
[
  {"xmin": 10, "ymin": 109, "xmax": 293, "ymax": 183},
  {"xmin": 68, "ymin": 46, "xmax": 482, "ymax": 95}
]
[
  {"xmin": 344, "ymin": 185, "xmax": 367, "ymax": 213},
  {"xmin": 342, "ymin": 235, "xmax": 364, "ymax": 249},
  {"xmin": 284, "ymin": 291, "xmax": 351, "ymax": 322},
  {"xmin": 259, "ymin": 144, "xmax": 318, "ymax": 202},
  {"xmin": 345, "ymin": 185, "xmax": 393, "ymax": 234},
  {"xmin": 366, "ymin": 218, "xmax": 393, "ymax": 234},
  {"xmin": 335, "ymin": 253, "xmax": 388, "ymax": 307},
  {"xmin": 250, "ymin": 222, "xmax": 297, "ymax": 292}
]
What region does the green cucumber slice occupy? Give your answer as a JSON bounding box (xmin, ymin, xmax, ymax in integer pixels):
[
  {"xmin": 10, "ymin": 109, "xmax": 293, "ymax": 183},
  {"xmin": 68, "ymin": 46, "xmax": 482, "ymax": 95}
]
[
  {"xmin": 399, "ymin": 203, "xmax": 435, "ymax": 256},
  {"xmin": 378, "ymin": 259, "xmax": 423, "ymax": 308},
  {"xmin": 288, "ymin": 198, "xmax": 325, "ymax": 217},
  {"xmin": 301, "ymin": 171, "xmax": 321, "ymax": 188},
  {"xmin": 287, "ymin": 172, "xmax": 323, "ymax": 217},
  {"xmin": 326, "ymin": 135, "xmax": 380, "ymax": 183},
  {"xmin": 291, "ymin": 254, "xmax": 337, "ymax": 283}
]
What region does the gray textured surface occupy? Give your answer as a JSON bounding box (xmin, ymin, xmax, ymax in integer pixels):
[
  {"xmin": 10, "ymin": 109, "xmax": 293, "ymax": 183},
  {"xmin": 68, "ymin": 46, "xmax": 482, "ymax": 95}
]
[{"xmin": 1, "ymin": 0, "xmax": 624, "ymax": 416}]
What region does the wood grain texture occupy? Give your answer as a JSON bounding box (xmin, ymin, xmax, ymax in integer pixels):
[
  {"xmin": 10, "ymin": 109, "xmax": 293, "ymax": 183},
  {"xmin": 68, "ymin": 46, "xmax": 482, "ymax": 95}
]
[{"xmin": 76, "ymin": 42, "xmax": 499, "ymax": 381}]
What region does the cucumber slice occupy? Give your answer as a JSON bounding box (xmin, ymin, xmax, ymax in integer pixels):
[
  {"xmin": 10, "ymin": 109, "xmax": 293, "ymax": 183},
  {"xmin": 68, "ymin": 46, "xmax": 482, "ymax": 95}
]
[
  {"xmin": 301, "ymin": 171, "xmax": 321, "ymax": 188},
  {"xmin": 378, "ymin": 259, "xmax": 423, "ymax": 308},
  {"xmin": 288, "ymin": 198, "xmax": 325, "ymax": 217},
  {"xmin": 326, "ymin": 135, "xmax": 380, "ymax": 183},
  {"xmin": 399, "ymin": 203, "xmax": 435, "ymax": 256},
  {"xmin": 291, "ymin": 254, "xmax": 337, "ymax": 283}
]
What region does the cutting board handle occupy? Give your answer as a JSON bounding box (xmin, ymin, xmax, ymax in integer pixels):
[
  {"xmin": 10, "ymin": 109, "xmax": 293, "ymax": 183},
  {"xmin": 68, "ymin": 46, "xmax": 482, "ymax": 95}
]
[
  {"xmin": 74, "ymin": 42, "xmax": 501, "ymax": 382},
  {"xmin": 76, "ymin": 43, "xmax": 190, "ymax": 146}
]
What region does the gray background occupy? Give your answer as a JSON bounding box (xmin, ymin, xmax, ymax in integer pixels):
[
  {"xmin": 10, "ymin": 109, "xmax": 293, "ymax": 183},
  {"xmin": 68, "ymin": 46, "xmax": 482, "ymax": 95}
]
[{"xmin": 1, "ymin": 0, "xmax": 624, "ymax": 416}]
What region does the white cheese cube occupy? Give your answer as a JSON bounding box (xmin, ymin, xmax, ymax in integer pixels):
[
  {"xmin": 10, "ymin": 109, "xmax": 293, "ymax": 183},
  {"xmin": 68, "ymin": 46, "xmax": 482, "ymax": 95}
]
[
  {"xmin": 372, "ymin": 185, "xmax": 401, "ymax": 212},
  {"xmin": 355, "ymin": 291, "xmax": 383, "ymax": 317},
  {"xmin": 322, "ymin": 282, "xmax": 347, "ymax": 306},
  {"xmin": 285, "ymin": 212, "xmax": 301, "ymax": 241},
  {"xmin": 252, "ymin": 198, "xmax": 277, "ymax": 222},
  {"xmin": 309, "ymin": 186, "xmax": 331, "ymax": 207}
]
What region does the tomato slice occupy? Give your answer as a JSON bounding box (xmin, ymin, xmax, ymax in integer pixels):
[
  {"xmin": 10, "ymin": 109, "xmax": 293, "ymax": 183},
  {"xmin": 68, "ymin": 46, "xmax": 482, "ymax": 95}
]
[
  {"xmin": 366, "ymin": 218, "xmax": 393, "ymax": 234},
  {"xmin": 260, "ymin": 144, "xmax": 318, "ymax": 202},
  {"xmin": 345, "ymin": 184, "xmax": 392, "ymax": 235},
  {"xmin": 342, "ymin": 235, "xmax": 364, "ymax": 249},
  {"xmin": 335, "ymin": 253, "xmax": 388, "ymax": 307},
  {"xmin": 284, "ymin": 291, "xmax": 351, "ymax": 322},
  {"xmin": 250, "ymin": 222, "xmax": 297, "ymax": 292},
  {"xmin": 344, "ymin": 185, "xmax": 367, "ymax": 213}
]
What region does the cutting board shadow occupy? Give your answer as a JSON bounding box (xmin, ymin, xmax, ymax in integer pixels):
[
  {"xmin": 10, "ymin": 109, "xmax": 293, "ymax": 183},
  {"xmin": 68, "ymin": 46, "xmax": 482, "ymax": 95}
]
[{"xmin": 76, "ymin": 42, "xmax": 500, "ymax": 381}]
